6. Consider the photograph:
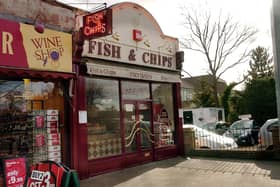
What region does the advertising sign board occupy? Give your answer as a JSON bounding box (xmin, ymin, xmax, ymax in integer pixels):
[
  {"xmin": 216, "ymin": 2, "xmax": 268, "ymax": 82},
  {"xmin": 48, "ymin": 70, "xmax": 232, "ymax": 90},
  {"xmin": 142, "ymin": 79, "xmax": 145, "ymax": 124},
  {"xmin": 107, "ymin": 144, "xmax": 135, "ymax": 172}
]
[{"xmin": 3, "ymin": 157, "xmax": 27, "ymax": 187}]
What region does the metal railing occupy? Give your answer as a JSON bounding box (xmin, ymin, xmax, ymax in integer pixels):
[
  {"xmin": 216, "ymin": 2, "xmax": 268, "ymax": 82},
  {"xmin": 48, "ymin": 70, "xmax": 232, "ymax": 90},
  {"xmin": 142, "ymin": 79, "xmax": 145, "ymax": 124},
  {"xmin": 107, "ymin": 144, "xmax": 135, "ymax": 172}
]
[{"xmin": 187, "ymin": 126, "xmax": 268, "ymax": 151}]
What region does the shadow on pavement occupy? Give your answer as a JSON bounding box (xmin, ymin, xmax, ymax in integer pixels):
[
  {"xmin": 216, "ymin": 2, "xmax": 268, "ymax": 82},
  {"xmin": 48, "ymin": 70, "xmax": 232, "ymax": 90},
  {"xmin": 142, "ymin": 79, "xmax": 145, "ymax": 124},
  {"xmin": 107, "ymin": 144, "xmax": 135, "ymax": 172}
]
[
  {"xmin": 255, "ymin": 160, "xmax": 280, "ymax": 180},
  {"xmin": 81, "ymin": 157, "xmax": 185, "ymax": 187},
  {"xmin": 81, "ymin": 156, "xmax": 280, "ymax": 186}
]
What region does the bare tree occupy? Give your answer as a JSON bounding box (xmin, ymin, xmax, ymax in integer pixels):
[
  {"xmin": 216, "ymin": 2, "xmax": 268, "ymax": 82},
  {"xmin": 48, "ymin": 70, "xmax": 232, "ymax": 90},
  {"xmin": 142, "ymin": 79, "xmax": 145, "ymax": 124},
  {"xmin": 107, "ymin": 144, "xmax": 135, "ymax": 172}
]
[{"xmin": 181, "ymin": 6, "xmax": 258, "ymax": 106}]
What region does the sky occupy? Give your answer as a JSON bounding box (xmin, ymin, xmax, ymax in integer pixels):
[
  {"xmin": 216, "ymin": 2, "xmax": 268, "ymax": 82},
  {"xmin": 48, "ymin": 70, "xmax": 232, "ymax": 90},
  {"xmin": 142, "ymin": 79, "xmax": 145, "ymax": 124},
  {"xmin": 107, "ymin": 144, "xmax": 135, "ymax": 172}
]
[{"xmin": 59, "ymin": 0, "xmax": 273, "ymax": 86}]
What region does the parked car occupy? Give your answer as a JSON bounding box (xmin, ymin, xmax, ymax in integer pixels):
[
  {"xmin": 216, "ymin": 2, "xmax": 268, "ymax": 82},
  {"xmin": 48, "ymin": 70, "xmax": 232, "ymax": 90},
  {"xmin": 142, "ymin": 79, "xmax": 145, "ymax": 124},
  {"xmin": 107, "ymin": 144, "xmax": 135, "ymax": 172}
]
[
  {"xmin": 223, "ymin": 119, "xmax": 259, "ymax": 146},
  {"xmin": 201, "ymin": 121, "xmax": 229, "ymax": 135},
  {"xmin": 258, "ymin": 118, "xmax": 280, "ymax": 150},
  {"xmin": 183, "ymin": 124, "xmax": 237, "ymax": 149}
]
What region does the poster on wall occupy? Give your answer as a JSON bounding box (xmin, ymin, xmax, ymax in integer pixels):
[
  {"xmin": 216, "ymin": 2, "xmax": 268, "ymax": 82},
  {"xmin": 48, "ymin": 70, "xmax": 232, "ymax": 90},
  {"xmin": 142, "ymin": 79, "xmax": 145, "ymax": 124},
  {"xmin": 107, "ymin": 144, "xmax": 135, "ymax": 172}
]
[{"xmin": 3, "ymin": 157, "xmax": 27, "ymax": 187}]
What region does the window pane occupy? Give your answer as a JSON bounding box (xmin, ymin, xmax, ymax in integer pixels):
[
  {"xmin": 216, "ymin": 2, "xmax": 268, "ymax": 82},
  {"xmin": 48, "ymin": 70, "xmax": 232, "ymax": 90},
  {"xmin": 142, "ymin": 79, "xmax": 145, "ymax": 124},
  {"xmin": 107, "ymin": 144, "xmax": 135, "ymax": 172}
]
[
  {"xmin": 139, "ymin": 103, "xmax": 152, "ymax": 149},
  {"xmin": 124, "ymin": 103, "xmax": 137, "ymax": 152},
  {"xmin": 86, "ymin": 78, "xmax": 121, "ymax": 159},
  {"xmin": 152, "ymin": 83, "xmax": 175, "ymax": 147},
  {"xmin": 0, "ymin": 80, "xmax": 65, "ymax": 167},
  {"xmin": 121, "ymin": 81, "xmax": 150, "ymax": 100},
  {"xmin": 183, "ymin": 111, "xmax": 193, "ymax": 124}
]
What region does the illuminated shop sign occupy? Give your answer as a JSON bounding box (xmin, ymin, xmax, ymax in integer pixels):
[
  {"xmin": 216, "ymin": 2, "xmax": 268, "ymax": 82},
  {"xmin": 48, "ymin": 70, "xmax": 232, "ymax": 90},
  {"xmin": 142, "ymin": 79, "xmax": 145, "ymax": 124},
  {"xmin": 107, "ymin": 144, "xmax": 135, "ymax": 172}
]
[{"xmin": 83, "ymin": 8, "xmax": 112, "ymax": 39}]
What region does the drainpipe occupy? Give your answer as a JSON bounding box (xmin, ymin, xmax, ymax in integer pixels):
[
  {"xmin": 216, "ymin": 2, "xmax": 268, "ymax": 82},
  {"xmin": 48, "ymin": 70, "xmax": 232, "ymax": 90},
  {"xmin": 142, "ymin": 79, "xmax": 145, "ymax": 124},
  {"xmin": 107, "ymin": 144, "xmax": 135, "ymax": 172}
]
[{"xmin": 271, "ymin": 0, "xmax": 280, "ymax": 118}]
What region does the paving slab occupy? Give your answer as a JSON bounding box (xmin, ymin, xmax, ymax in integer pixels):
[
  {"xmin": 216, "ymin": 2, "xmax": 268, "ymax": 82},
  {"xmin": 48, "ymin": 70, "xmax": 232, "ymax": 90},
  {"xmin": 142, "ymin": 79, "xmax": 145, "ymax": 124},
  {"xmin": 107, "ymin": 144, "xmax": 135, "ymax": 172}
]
[{"xmin": 80, "ymin": 157, "xmax": 280, "ymax": 187}]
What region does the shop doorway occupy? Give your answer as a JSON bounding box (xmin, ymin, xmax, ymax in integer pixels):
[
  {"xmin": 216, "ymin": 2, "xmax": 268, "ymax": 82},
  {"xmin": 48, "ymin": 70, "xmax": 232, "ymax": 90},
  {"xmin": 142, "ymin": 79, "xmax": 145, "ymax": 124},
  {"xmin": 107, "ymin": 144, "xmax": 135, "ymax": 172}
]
[{"xmin": 122, "ymin": 101, "xmax": 154, "ymax": 166}]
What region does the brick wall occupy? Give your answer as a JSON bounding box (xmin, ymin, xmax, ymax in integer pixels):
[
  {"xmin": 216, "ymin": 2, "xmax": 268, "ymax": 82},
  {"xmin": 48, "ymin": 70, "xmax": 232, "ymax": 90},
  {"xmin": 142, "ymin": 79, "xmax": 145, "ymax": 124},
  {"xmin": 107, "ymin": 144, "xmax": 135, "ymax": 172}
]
[{"xmin": 0, "ymin": 0, "xmax": 76, "ymax": 32}]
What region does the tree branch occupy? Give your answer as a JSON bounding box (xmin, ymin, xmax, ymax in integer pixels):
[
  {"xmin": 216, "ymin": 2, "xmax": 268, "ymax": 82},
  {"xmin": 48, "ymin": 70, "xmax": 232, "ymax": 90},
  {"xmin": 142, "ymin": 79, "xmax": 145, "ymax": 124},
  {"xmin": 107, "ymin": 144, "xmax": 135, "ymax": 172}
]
[{"xmin": 180, "ymin": 4, "xmax": 257, "ymax": 106}]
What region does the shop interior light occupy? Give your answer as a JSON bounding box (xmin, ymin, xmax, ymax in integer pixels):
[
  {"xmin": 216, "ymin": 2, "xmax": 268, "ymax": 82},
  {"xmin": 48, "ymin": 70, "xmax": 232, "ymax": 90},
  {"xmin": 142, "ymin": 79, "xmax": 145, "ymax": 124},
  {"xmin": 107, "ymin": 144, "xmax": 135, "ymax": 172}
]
[
  {"xmin": 23, "ymin": 78, "xmax": 32, "ymax": 100},
  {"xmin": 23, "ymin": 78, "xmax": 31, "ymax": 91}
]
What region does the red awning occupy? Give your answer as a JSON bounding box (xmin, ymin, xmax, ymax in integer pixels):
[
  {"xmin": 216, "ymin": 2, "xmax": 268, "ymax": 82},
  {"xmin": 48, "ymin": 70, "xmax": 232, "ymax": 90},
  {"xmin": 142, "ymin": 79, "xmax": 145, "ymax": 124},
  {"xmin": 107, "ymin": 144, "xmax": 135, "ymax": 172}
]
[{"xmin": 0, "ymin": 66, "xmax": 76, "ymax": 80}]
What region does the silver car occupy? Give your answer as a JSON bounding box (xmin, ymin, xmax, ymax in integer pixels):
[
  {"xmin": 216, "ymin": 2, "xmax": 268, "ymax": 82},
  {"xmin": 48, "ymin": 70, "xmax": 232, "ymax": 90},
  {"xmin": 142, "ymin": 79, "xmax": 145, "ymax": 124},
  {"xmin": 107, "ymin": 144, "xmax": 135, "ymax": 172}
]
[
  {"xmin": 223, "ymin": 119, "xmax": 258, "ymax": 146},
  {"xmin": 258, "ymin": 118, "xmax": 280, "ymax": 150},
  {"xmin": 184, "ymin": 125, "xmax": 238, "ymax": 149}
]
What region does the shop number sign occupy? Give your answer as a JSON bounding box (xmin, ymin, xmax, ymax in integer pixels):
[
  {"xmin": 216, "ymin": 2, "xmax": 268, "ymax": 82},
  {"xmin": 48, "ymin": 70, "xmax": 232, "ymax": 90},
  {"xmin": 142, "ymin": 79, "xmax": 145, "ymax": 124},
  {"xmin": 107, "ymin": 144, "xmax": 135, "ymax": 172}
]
[{"xmin": 3, "ymin": 157, "xmax": 27, "ymax": 187}]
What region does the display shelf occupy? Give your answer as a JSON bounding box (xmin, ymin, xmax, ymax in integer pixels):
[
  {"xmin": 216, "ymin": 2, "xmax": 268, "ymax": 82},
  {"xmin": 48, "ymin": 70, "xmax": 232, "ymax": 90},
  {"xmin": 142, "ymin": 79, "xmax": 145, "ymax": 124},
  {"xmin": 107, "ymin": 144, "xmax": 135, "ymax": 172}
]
[
  {"xmin": 31, "ymin": 110, "xmax": 48, "ymax": 163},
  {"xmin": 0, "ymin": 112, "xmax": 34, "ymax": 159},
  {"xmin": 153, "ymin": 122, "xmax": 174, "ymax": 146}
]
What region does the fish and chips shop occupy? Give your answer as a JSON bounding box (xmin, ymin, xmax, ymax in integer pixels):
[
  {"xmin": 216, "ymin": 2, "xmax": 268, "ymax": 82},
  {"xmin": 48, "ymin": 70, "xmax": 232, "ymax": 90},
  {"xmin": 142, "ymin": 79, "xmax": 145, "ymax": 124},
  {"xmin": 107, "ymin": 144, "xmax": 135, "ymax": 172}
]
[{"xmin": 72, "ymin": 2, "xmax": 184, "ymax": 178}]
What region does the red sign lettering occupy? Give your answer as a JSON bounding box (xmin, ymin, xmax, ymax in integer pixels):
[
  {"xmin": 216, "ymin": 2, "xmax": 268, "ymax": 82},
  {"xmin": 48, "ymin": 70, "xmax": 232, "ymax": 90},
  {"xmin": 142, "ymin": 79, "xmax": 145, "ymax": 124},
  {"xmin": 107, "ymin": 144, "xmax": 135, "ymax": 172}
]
[{"xmin": 83, "ymin": 8, "xmax": 112, "ymax": 39}]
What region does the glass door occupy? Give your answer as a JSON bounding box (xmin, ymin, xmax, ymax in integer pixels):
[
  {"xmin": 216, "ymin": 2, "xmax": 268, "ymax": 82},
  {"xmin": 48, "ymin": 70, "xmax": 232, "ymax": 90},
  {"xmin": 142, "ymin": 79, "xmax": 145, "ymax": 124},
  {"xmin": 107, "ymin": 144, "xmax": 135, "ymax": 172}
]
[
  {"xmin": 123, "ymin": 101, "xmax": 154, "ymax": 154},
  {"xmin": 138, "ymin": 103, "xmax": 153, "ymax": 150},
  {"xmin": 123, "ymin": 103, "xmax": 137, "ymax": 153}
]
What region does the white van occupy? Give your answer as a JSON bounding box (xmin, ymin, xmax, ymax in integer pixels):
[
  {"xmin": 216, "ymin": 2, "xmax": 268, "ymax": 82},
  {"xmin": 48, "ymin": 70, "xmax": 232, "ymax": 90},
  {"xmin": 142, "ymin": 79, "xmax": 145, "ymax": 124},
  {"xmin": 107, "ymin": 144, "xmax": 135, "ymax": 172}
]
[{"xmin": 182, "ymin": 107, "xmax": 225, "ymax": 127}]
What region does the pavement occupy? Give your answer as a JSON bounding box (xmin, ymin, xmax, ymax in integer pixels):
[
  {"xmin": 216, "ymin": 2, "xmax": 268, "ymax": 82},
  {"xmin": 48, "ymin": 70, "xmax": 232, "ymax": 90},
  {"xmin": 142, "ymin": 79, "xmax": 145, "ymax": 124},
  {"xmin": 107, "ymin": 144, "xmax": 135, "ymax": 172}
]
[{"xmin": 80, "ymin": 156, "xmax": 280, "ymax": 187}]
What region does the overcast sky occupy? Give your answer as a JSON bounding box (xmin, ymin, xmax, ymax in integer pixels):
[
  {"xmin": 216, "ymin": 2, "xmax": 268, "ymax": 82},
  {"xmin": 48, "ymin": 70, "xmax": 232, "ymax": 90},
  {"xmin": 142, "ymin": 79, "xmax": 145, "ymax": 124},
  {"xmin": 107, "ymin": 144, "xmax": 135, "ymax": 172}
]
[{"xmin": 60, "ymin": 0, "xmax": 273, "ymax": 85}]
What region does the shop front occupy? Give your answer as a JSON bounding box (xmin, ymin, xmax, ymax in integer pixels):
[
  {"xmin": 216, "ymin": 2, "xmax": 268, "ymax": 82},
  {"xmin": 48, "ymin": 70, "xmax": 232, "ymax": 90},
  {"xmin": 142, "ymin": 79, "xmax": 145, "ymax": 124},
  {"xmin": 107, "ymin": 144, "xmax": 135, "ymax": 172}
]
[
  {"xmin": 74, "ymin": 2, "xmax": 184, "ymax": 178},
  {"xmin": 0, "ymin": 17, "xmax": 73, "ymax": 185}
]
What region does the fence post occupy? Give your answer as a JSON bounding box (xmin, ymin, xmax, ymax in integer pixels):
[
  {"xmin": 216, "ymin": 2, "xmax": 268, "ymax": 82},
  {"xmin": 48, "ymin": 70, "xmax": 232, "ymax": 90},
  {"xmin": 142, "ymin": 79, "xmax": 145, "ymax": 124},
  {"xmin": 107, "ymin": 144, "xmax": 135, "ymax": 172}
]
[
  {"xmin": 183, "ymin": 127, "xmax": 195, "ymax": 156},
  {"xmin": 270, "ymin": 126, "xmax": 280, "ymax": 149}
]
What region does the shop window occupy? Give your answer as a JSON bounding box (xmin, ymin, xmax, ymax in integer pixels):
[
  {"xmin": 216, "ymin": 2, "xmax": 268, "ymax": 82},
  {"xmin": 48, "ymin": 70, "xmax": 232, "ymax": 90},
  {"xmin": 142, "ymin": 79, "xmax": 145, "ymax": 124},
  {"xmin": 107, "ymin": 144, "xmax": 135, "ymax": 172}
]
[
  {"xmin": 181, "ymin": 88, "xmax": 193, "ymax": 102},
  {"xmin": 86, "ymin": 78, "xmax": 121, "ymax": 159},
  {"xmin": 121, "ymin": 81, "xmax": 150, "ymax": 100},
  {"xmin": 183, "ymin": 111, "xmax": 193, "ymax": 124},
  {"xmin": 0, "ymin": 79, "xmax": 65, "ymax": 172},
  {"xmin": 152, "ymin": 83, "xmax": 175, "ymax": 147}
]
